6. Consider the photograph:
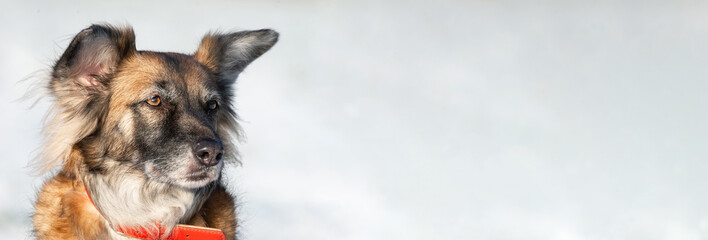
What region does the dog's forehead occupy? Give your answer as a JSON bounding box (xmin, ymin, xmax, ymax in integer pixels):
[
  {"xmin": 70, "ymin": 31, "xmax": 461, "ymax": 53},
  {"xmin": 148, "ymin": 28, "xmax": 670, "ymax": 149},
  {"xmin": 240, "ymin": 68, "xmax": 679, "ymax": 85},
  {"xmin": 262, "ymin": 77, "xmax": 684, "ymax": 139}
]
[{"xmin": 113, "ymin": 51, "xmax": 215, "ymax": 99}]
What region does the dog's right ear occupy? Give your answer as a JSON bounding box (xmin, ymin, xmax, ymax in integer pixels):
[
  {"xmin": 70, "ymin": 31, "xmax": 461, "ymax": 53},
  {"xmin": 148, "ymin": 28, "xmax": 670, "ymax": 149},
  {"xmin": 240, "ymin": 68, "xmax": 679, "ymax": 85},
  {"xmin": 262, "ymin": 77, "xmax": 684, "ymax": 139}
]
[
  {"xmin": 35, "ymin": 24, "xmax": 136, "ymax": 174},
  {"xmin": 51, "ymin": 24, "xmax": 136, "ymax": 104}
]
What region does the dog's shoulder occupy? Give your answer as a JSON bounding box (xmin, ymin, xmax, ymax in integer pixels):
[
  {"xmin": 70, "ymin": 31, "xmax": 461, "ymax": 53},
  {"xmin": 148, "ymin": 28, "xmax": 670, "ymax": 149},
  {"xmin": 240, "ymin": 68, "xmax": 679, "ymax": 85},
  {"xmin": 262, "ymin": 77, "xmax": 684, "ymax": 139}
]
[
  {"xmin": 198, "ymin": 184, "xmax": 237, "ymax": 239},
  {"xmin": 33, "ymin": 172, "xmax": 108, "ymax": 239}
]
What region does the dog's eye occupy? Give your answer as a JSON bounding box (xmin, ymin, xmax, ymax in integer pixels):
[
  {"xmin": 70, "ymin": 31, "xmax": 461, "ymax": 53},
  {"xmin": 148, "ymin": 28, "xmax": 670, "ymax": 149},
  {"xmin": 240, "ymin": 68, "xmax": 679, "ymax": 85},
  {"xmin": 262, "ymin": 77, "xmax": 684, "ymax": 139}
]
[
  {"xmin": 206, "ymin": 100, "xmax": 218, "ymax": 111},
  {"xmin": 146, "ymin": 96, "xmax": 161, "ymax": 106}
]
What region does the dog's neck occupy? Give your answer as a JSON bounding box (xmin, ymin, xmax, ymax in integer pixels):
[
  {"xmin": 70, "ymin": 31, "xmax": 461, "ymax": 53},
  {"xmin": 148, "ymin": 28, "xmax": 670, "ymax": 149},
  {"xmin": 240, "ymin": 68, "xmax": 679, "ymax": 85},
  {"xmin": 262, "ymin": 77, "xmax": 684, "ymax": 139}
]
[{"xmin": 82, "ymin": 167, "xmax": 213, "ymax": 236}]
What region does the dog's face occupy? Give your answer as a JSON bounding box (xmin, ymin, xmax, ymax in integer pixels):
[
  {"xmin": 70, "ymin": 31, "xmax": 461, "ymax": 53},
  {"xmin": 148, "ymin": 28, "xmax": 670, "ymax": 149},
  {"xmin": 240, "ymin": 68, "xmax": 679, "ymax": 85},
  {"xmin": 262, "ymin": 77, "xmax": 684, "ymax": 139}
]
[
  {"xmin": 110, "ymin": 52, "xmax": 227, "ymax": 188},
  {"xmin": 46, "ymin": 25, "xmax": 277, "ymax": 189}
]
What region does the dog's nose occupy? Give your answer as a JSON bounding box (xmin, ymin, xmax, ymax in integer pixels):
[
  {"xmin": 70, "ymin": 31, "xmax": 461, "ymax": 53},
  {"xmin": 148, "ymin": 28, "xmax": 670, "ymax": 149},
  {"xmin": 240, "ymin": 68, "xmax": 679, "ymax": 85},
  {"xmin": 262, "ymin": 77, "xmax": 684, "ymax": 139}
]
[{"xmin": 193, "ymin": 139, "xmax": 223, "ymax": 166}]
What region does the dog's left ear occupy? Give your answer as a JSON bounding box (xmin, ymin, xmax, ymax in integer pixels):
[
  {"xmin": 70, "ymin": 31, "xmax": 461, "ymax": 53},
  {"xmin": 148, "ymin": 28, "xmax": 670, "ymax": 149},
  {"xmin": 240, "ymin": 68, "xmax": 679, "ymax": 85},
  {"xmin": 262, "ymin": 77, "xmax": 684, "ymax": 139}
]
[{"xmin": 193, "ymin": 29, "xmax": 279, "ymax": 83}]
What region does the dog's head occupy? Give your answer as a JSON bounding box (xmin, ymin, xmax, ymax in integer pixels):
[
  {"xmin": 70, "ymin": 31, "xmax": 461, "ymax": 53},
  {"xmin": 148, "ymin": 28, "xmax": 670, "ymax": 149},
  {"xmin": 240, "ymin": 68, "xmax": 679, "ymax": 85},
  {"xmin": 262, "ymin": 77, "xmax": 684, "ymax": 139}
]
[{"xmin": 41, "ymin": 24, "xmax": 277, "ymax": 189}]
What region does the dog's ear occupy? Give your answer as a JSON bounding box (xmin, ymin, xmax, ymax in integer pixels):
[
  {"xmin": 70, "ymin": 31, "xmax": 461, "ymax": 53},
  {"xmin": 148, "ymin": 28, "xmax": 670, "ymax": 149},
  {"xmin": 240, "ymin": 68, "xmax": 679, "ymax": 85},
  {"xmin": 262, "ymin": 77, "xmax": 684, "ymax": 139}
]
[
  {"xmin": 35, "ymin": 24, "xmax": 136, "ymax": 174},
  {"xmin": 193, "ymin": 29, "xmax": 278, "ymax": 83},
  {"xmin": 192, "ymin": 29, "xmax": 277, "ymax": 166},
  {"xmin": 52, "ymin": 24, "xmax": 136, "ymax": 100}
]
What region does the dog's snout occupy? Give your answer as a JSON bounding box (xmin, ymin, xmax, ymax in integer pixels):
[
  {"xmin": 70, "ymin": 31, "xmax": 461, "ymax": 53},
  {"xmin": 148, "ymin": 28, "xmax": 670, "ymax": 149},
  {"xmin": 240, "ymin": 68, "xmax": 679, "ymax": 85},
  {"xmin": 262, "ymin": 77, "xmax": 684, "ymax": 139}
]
[{"xmin": 193, "ymin": 139, "xmax": 223, "ymax": 166}]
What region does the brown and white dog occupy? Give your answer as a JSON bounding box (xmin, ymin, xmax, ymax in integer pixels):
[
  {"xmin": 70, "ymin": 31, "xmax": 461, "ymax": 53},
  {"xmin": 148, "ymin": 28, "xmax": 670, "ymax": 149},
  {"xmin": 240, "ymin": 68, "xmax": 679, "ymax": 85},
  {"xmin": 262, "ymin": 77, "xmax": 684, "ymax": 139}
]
[{"xmin": 31, "ymin": 24, "xmax": 277, "ymax": 239}]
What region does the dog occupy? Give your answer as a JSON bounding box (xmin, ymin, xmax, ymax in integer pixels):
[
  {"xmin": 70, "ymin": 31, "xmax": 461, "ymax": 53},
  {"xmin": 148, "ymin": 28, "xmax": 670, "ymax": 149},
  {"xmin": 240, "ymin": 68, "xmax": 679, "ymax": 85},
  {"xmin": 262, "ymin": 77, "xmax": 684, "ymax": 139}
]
[{"xmin": 30, "ymin": 24, "xmax": 278, "ymax": 240}]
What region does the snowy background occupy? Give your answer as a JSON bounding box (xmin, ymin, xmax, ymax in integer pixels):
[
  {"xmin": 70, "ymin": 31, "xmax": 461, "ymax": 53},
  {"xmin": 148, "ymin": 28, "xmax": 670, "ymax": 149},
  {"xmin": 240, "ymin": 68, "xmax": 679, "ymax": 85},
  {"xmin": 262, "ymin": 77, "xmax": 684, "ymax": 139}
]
[{"xmin": 2, "ymin": 0, "xmax": 708, "ymax": 239}]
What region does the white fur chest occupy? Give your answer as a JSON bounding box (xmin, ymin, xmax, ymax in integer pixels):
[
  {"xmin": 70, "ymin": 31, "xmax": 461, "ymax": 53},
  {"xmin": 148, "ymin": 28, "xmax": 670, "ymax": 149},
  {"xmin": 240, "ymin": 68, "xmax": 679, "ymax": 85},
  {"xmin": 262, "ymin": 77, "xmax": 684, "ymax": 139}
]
[{"xmin": 84, "ymin": 172, "xmax": 207, "ymax": 232}]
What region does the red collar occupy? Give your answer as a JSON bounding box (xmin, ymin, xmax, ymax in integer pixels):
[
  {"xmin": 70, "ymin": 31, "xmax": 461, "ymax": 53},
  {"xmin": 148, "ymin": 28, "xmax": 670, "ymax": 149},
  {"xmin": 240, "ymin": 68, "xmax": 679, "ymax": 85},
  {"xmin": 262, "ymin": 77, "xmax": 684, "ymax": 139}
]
[{"xmin": 84, "ymin": 185, "xmax": 225, "ymax": 240}]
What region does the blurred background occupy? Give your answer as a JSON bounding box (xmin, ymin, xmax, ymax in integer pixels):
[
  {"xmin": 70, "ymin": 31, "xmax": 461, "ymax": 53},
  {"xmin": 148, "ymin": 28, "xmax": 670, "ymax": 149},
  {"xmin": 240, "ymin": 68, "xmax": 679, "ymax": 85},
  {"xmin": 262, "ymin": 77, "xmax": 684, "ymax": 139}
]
[{"xmin": 2, "ymin": 0, "xmax": 708, "ymax": 239}]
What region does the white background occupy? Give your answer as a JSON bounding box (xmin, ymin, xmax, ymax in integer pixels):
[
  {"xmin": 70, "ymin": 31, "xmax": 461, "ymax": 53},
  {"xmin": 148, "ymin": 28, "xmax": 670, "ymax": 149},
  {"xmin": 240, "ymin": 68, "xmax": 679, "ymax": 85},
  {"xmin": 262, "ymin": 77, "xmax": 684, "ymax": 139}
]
[{"xmin": 2, "ymin": 0, "xmax": 708, "ymax": 239}]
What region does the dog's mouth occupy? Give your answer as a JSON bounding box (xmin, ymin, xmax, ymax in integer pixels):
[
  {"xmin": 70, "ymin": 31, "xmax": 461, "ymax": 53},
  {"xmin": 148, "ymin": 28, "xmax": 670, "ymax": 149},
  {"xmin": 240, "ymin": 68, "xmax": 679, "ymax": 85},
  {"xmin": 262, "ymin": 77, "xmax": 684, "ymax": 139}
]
[
  {"xmin": 186, "ymin": 171, "xmax": 209, "ymax": 181},
  {"xmin": 178, "ymin": 169, "xmax": 218, "ymax": 189},
  {"xmin": 144, "ymin": 160, "xmax": 222, "ymax": 189},
  {"xmin": 183, "ymin": 168, "xmax": 215, "ymax": 182}
]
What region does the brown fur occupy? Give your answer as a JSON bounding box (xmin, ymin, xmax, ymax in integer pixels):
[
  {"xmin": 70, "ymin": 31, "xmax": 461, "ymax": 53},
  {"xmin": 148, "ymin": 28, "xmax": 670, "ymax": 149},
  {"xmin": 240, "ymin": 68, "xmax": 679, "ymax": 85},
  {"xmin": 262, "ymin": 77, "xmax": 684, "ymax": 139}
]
[
  {"xmin": 31, "ymin": 24, "xmax": 277, "ymax": 240},
  {"xmin": 33, "ymin": 170, "xmax": 237, "ymax": 240}
]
